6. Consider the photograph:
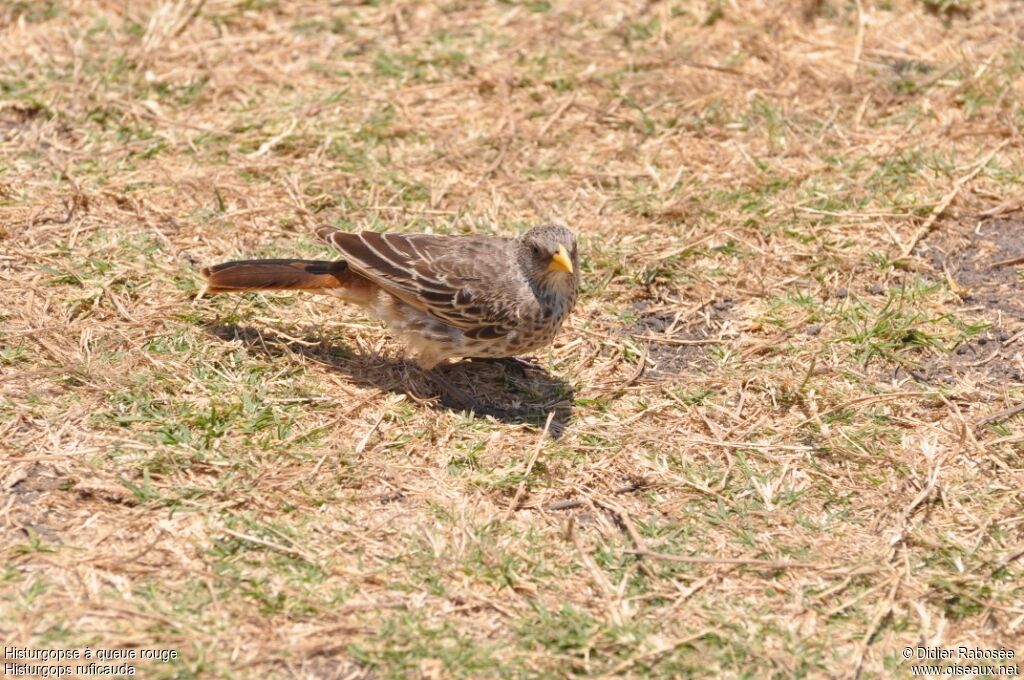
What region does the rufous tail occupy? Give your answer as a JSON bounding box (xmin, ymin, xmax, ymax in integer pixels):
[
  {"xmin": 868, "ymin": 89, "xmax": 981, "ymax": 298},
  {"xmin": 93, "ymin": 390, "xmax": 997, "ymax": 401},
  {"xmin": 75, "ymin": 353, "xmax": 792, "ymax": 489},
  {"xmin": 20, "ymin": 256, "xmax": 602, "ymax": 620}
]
[{"xmin": 201, "ymin": 259, "xmax": 355, "ymax": 294}]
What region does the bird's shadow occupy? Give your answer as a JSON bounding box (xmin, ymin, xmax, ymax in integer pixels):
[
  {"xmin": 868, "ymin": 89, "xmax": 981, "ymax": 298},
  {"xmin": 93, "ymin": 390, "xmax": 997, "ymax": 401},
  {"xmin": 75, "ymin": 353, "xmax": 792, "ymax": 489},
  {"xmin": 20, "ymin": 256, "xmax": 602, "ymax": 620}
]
[{"xmin": 204, "ymin": 323, "xmax": 575, "ymax": 438}]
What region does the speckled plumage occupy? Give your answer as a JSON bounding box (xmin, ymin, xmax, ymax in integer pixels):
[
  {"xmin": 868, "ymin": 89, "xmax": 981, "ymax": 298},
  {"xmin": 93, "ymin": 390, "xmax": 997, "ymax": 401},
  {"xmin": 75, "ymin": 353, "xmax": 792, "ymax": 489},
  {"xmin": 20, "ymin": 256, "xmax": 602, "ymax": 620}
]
[{"xmin": 202, "ymin": 225, "xmax": 580, "ymax": 369}]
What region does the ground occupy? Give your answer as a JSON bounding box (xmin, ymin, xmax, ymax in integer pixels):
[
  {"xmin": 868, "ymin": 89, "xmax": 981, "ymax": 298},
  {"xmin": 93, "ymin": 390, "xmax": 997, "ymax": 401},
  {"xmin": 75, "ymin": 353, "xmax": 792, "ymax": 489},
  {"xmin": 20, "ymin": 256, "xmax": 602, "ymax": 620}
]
[{"xmin": 1, "ymin": 0, "xmax": 1022, "ymax": 678}]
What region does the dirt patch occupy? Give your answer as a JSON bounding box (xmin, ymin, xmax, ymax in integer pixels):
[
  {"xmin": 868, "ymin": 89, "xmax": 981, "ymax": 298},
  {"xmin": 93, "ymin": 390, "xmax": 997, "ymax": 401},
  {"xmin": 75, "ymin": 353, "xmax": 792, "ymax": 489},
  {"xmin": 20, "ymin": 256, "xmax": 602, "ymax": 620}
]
[
  {"xmin": 903, "ymin": 328, "xmax": 1024, "ymax": 386},
  {"xmin": 3, "ymin": 463, "xmax": 67, "ymax": 546},
  {"xmin": 910, "ymin": 219, "xmax": 1024, "ymax": 385},
  {"xmin": 0, "ymin": 102, "xmax": 51, "ymax": 140},
  {"xmin": 7, "ymin": 462, "xmax": 66, "ymax": 504},
  {"xmin": 0, "ymin": 101, "xmax": 76, "ymax": 155},
  {"xmin": 631, "ymin": 298, "xmax": 734, "ymax": 380},
  {"xmin": 937, "ymin": 219, "xmax": 1024, "ymax": 318}
]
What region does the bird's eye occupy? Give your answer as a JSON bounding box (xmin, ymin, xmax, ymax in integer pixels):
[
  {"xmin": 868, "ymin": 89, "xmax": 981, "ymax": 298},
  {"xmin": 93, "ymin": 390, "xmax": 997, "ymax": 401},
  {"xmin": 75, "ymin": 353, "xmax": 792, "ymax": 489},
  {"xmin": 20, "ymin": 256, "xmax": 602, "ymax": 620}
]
[{"xmin": 531, "ymin": 244, "xmax": 541, "ymax": 256}]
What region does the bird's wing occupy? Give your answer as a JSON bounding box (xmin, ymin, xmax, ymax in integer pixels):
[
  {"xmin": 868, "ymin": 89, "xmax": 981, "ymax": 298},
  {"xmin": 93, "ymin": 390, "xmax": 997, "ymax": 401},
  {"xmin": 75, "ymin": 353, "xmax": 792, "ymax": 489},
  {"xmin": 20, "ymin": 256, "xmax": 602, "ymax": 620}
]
[{"xmin": 317, "ymin": 228, "xmax": 519, "ymax": 336}]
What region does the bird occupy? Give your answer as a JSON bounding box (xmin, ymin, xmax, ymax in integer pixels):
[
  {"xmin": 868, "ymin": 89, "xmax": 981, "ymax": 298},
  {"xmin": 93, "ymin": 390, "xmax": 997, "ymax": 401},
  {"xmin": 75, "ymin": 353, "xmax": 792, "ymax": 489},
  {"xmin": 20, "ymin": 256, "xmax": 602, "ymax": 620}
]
[{"xmin": 201, "ymin": 224, "xmax": 580, "ymax": 371}]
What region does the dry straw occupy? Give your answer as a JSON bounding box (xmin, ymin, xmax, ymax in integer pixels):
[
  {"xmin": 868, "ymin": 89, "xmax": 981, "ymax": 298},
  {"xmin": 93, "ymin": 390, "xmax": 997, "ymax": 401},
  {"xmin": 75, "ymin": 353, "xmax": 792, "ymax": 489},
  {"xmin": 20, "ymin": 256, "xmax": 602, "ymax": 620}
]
[{"xmin": 1, "ymin": 0, "xmax": 1022, "ymax": 676}]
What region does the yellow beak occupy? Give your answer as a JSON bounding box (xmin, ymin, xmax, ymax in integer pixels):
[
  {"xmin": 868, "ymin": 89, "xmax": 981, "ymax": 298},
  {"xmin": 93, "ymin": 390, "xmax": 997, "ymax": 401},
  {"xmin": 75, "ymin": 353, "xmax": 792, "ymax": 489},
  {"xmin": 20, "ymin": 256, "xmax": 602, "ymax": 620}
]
[{"xmin": 549, "ymin": 244, "xmax": 574, "ymax": 274}]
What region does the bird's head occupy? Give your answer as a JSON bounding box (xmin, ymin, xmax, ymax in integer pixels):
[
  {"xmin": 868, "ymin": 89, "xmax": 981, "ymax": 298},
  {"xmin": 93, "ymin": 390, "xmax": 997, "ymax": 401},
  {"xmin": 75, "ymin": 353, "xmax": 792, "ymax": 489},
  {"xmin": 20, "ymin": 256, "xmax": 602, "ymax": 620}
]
[{"xmin": 518, "ymin": 224, "xmax": 579, "ymax": 295}]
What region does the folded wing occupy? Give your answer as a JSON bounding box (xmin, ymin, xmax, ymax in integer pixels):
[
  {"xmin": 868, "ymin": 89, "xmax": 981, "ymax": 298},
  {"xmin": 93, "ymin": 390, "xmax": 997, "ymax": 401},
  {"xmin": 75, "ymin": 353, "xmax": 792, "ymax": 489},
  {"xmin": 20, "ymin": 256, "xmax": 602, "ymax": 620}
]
[{"xmin": 316, "ymin": 227, "xmax": 519, "ymax": 337}]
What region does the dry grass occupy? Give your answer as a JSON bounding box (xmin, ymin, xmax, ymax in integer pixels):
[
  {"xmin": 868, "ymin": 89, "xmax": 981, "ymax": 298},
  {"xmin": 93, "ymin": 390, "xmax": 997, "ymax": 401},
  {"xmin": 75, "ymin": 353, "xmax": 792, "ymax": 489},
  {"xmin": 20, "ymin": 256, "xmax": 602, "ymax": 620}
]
[{"xmin": 2, "ymin": 0, "xmax": 1023, "ymax": 677}]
